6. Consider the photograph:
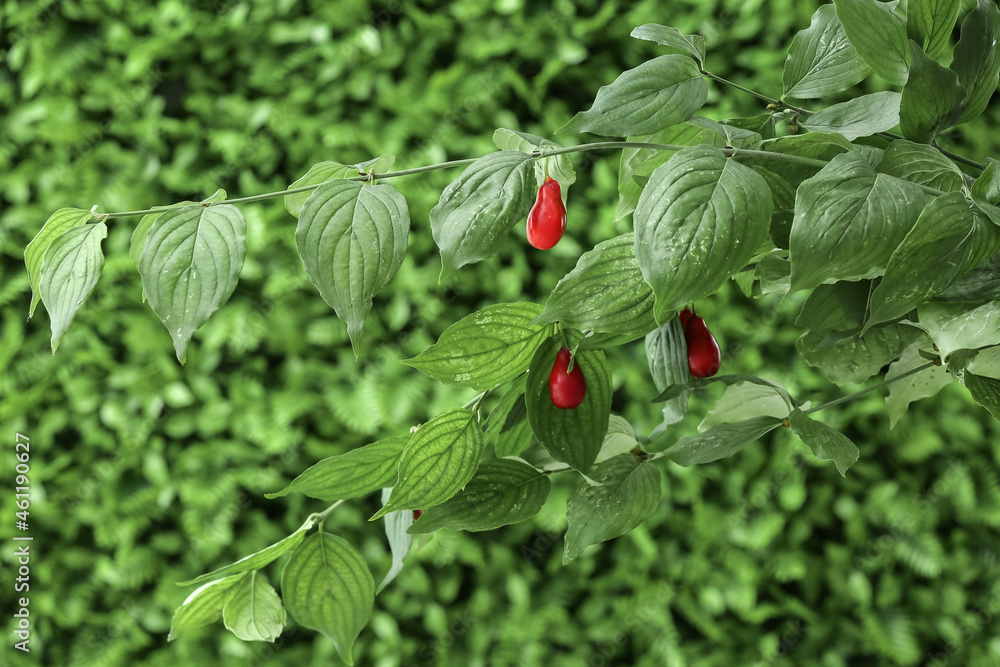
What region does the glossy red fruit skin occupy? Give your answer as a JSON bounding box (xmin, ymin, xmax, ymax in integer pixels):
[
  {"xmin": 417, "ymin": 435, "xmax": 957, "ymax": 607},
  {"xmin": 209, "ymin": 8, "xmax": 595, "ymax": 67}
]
[
  {"xmin": 678, "ymin": 307, "xmax": 694, "ymax": 327},
  {"xmin": 549, "ymin": 346, "xmax": 586, "ymax": 409},
  {"xmin": 683, "ymin": 315, "xmax": 721, "ymax": 378},
  {"xmin": 412, "ymin": 510, "xmax": 423, "ymax": 521},
  {"xmin": 526, "ymin": 177, "xmax": 567, "ymax": 250}
]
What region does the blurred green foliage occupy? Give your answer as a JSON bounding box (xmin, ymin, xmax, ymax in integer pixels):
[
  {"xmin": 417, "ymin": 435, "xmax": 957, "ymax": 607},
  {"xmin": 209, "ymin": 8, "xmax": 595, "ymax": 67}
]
[{"xmin": 2, "ymin": 0, "xmax": 1000, "ymax": 665}]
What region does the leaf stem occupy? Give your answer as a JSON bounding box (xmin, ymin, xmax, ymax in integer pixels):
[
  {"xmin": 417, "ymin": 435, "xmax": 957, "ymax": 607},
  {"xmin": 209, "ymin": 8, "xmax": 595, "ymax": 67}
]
[
  {"xmin": 700, "ymin": 70, "xmax": 783, "ymax": 107},
  {"xmin": 802, "ymin": 361, "xmax": 939, "ymax": 416},
  {"xmin": 309, "ymin": 499, "xmax": 346, "ymax": 528}
]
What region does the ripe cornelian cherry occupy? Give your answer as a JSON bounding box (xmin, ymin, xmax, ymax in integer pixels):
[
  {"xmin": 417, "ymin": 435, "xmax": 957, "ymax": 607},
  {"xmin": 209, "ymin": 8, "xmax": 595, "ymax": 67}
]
[
  {"xmin": 549, "ymin": 346, "xmax": 587, "ymax": 409},
  {"xmin": 683, "ymin": 312, "xmax": 721, "ymax": 378},
  {"xmin": 678, "ymin": 307, "xmax": 694, "ymax": 327},
  {"xmin": 412, "ymin": 510, "xmax": 423, "ymax": 521},
  {"xmin": 526, "ymin": 176, "xmax": 567, "ymax": 250}
]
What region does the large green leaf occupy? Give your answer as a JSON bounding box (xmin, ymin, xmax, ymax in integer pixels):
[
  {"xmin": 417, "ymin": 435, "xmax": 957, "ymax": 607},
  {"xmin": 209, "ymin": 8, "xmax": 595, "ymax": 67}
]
[
  {"xmin": 371, "ymin": 409, "xmax": 484, "ymax": 520},
  {"xmin": 37, "ymin": 222, "xmax": 107, "ymax": 352},
  {"xmin": 907, "ymin": 0, "xmax": 961, "ymax": 59},
  {"xmin": 281, "ymin": 532, "xmax": 374, "ymax": 665},
  {"xmin": 629, "ymin": 24, "xmax": 706, "ymax": 65},
  {"xmin": 885, "ymin": 339, "xmax": 952, "ymax": 428},
  {"xmin": 563, "ymin": 454, "xmax": 662, "ymax": 563},
  {"xmin": 913, "ymin": 300, "xmax": 1000, "ymax": 360},
  {"xmin": 138, "ymin": 204, "xmax": 247, "ymax": 363},
  {"xmin": 178, "ymin": 523, "xmax": 311, "ymax": 586},
  {"xmin": 834, "ymin": 0, "xmax": 910, "ymax": 86},
  {"xmin": 534, "ymin": 234, "xmax": 656, "ymax": 337},
  {"xmin": 295, "ymin": 180, "xmax": 409, "ymax": 352},
  {"xmin": 429, "ymin": 151, "xmax": 535, "ymax": 277},
  {"xmin": 525, "ymin": 337, "xmax": 612, "ymax": 474},
  {"xmin": 787, "ymin": 409, "xmax": 860, "ymax": 476},
  {"xmin": 557, "ymin": 55, "xmax": 707, "ymax": 136},
  {"xmin": 403, "ymin": 302, "xmax": 548, "ymax": 391},
  {"xmin": 633, "ymin": 145, "xmax": 772, "ymax": 322},
  {"xmin": 789, "ymin": 151, "xmax": 926, "ymax": 291},
  {"xmin": 168, "ymin": 574, "xmax": 246, "ymax": 641},
  {"xmin": 265, "ymin": 436, "xmax": 408, "ymax": 502},
  {"xmin": 645, "ymin": 318, "xmax": 691, "ymax": 426},
  {"xmin": 664, "ymin": 416, "xmax": 782, "ymax": 466},
  {"xmin": 783, "ymin": 4, "xmax": 872, "ymax": 99},
  {"xmin": 408, "ymin": 458, "xmax": 550, "ymax": 534},
  {"xmin": 222, "ymin": 572, "xmax": 286, "ymax": 642},
  {"xmin": 800, "ymin": 92, "xmax": 901, "ymax": 140},
  {"xmin": 868, "ymin": 193, "xmax": 1000, "ymax": 327},
  {"xmin": 899, "ymin": 42, "xmax": 965, "ymax": 143},
  {"xmin": 951, "ymin": 0, "xmax": 1000, "ymax": 124},
  {"xmin": 798, "ymin": 324, "xmax": 921, "ymax": 384},
  {"xmin": 24, "ymin": 208, "xmax": 94, "ymax": 319},
  {"xmin": 875, "ymin": 140, "xmax": 964, "ymax": 192}
]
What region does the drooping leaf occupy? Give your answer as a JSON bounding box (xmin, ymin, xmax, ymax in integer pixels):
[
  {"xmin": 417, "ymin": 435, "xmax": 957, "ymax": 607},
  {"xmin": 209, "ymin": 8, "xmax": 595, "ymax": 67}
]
[
  {"xmin": 800, "ymin": 92, "xmax": 902, "ymax": 140},
  {"xmin": 951, "ymin": 0, "xmax": 1000, "ymax": 124},
  {"xmin": 485, "ymin": 376, "xmax": 533, "ymax": 458},
  {"xmin": 664, "ymin": 416, "xmax": 782, "ymax": 466},
  {"xmin": 563, "ymin": 454, "xmax": 661, "ymax": 563},
  {"xmin": 963, "ymin": 372, "xmax": 1000, "ymax": 421},
  {"xmin": 645, "ymin": 317, "xmax": 692, "ymax": 426},
  {"xmin": 787, "ymin": 409, "xmax": 860, "ymax": 475},
  {"xmin": 24, "ymin": 208, "xmax": 94, "ymax": 319},
  {"xmin": 634, "ymin": 145, "xmax": 772, "ymax": 322},
  {"xmin": 403, "ymin": 302, "xmax": 548, "ymax": 391},
  {"xmin": 630, "ymin": 24, "xmax": 706, "ymax": 65},
  {"xmin": 699, "ymin": 382, "xmax": 793, "ymax": 432},
  {"xmin": 907, "ymin": 0, "xmax": 962, "ymax": 59},
  {"xmin": 281, "ymin": 533, "xmax": 374, "ymax": 665},
  {"xmin": 295, "ymin": 180, "xmax": 409, "ymax": 352},
  {"xmin": 178, "ymin": 523, "xmax": 311, "ymax": 587},
  {"xmin": 783, "ymin": 3, "xmax": 872, "ymax": 99},
  {"xmin": 557, "ymin": 55, "xmax": 707, "ymax": 137},
  {"xmin": 835, "ymin": 0, "xmax": 910, "ymax": 85},
  {"xmin": 885, "ymin": 339, "xmax": 952, "ymax": 428},
  {"xmin": 376, "ymin": 487, "xmax": 414, "ymax": 595},
  {"xmin": 899, "ymin": 42, "xmax": 966, "ymax": 143},
  {"xmin": 168, "ymin": 574, "xmax": 246, "ymax": 641},
  {"xmin": 37, "ymin": 222, "xmax": 108, "ymax": 352},
  {"xmin": 222, "ymin": 572, "xmax": 286, "ymax": 642}
]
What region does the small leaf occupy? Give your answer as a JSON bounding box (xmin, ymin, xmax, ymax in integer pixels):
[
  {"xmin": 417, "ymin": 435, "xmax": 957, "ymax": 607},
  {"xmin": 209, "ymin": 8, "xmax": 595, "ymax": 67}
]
[
  {"xmin": 429, "ymin": 151, "xmax": 535, "ymax": 277},
  {"xmin": 24, "ymin": 208, "xmax": 93, "ymax": 319},
  {"xmin": 913, "ymin": 300, "xmax": 1000, "ymax": 360},
  {"xmin": 557, "ymin": 55, "xmax": 707, "ymax": 137},
  {"xmin": 630, "ymin": 24, "xmax": 706, "ymax": 65},
  {"xmin": 37, "ymin": 222, "xmax": 108, "ymax": 352},
  {"xmin": 534, "ymin": 234, "xmax": 656, "ymax": 337},
  {"xmin": 178, "ymin": 524, "xmax": 310, "ymax": 587},
  {"xmin": 376, "ymin": 487, "xmax": 413, "ymax": 595},
  {"xmin": 408, "ymin": 458, "xmax": 550, "ymax": 534},
  {"xmin": 644, "ymin": 318, "xmax": 692, "ymax": 426},
  {"xmin": 963, "ymin": 372, "xmax": 1000, "ymax": 421},
  {"xmin": 281, "ymin": 533, "xmax": 374, "ymax": 666},
  {"xmin": 834, "ymin": 0, "xmax": 910, "ymax": 85},
  {"xmin": 284, "ymin": 157, "xmax": 393, "ymax": 218},
  {"xmin": 169, "ymin": 574, "xmax": 246, "ymax": 641},
  {"xmin": 597, "ymin": 416, "xmax": 640, "ymax": 463},
  {"xmin": 900, "ymin": 41, "xmax": 966, "ymax": 143},
  {"xmin": 787, "ymin": 409, "xmax": 860, "ymax": 475},
  {"xmin": 138, "ymin": 204, "xmax": 247, "ymax": 363},
  {"xmin": 484, "ymin": 376, "xmax": 533, "ymax": 458},
  {"xmin": 525, "ymin": 337, "xmax": 612, "ymax": 474},
  {"xmin": 885, "ymin": 339, "xmax": 952, "ymax": 428},
  {"xmin": 800, "ymin": 91, "xmax": 902, "ymax": 140},
  {"xmin": 563, "ymin": 454, "xmax": 661, "ymax": 563},
  {"xmin": 699, "ymin": 382, "xmax": 793, "ymax": 432},
  {"xmin": 951, "ymin": 0, "xmax": 1000, "ymax": 124},
  {"xmin": 907, "ymin": 0, "xmax": 962, "ymax": 59},
  {"xmin": 403, "ymin": 302, "xmax": 548, "ymax": 390},
  {"xmin": 492, "ymin": 128, "xmax": 575, "ymax": 203},
  {"xmin": 969, "ymin": 345, "xmax": 1000, "ymax": 379},
  {"xmin": 222, "ymin": 572, "xmax": 286, "ymax": 642},
  {"xmin": 783, "ymin": 4, "xmax": 872, "ymax": 99},
  {"xmin": 265, "ymin": 436, "xmax": 408, "ymax": 502},
  {"xmin": 371, "ymin": 409, "xmax": 484, "ymax": 520},
  {"xmin": 296, "ymin": 180, "xmax": 409, "ymax": 352},
  {"xmin": 664, "ymin": 416, "xmax": 782, "ymax": 466}
]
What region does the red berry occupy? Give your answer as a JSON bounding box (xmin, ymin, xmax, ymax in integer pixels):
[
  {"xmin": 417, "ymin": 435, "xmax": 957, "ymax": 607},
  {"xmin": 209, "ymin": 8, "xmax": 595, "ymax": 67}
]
[
  {"xmin": 683, "ymin": 315, "xmax": 721, "ymax": 378},
  {"xmin": 526, "ymin": 177, "xmax": 567, "ymax": 250},
  {"xmin": 678, "ymin": 307, "xmax": 694, "ymax": 327},
  {"xmin": 549, "ymin": 346, "xmax": 586, "ymax": 409},
  {"xmin": 412, "ymin": 509, "xmax": 423, "ymax": 521}
]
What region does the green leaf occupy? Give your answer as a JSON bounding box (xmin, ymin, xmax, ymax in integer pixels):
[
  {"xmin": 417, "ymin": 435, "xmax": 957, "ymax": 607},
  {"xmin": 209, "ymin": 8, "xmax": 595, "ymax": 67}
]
[
  {"xmin": 651, "ymin": 374, "xmax": 794, "ymax": 406},
  {"xmin": 699, "ymin": 382, "xmax": 793, "ymax": 432},
  {"xmin": 951, "ymin": 0, "xmax": 1000, "ymax": 124},
  {"xmin": 284, "ymin": 156, "xmax": 394, "ymax": 218},
  {"xmin": 907, "ymin": 0, "xmax": 961, "ymax": 59},
  {"xmin": 868, "ymin": 193, "xmax": 1000, "ymax": 328},
  {"xmin": 429, "ymin": 151, "xmax": 535, "ymax": 277},
  {"xmin": 969, "ymin": 346, "xmax": 1000, "ymax": 379},
  {"xmin": 534, "ymin": 234, "xmax": 656, "ymax": 337},
  {"xmin": 799, "ymin": 92, "xmax": 901, "ymax": 140},
  {"xmin": 885, "ymin": 340, "xmax": 952, "ymax": 428},
  {"xmin": 485, "ymin": 376, "xmax": 533, "ymax": 458},
  {"xmin": 796, "ymin": 281, "xmax": 872, "ymax": 333},
  {"xmin": 24, "ymin": 208, "xmax": 93, "ymax": 319},
  {"xmin": 756, "ymin": 254, "xmax": 792, "ymax": 296},
  {"xmin": 787, "ymin": 409, "xmax": 860, "ymax": 476},
  {"xmin": 875, "ymin": 140, "xmax": 964, "ymax": 192},
  {"xmin": 222, "ymin": 572, "xmax": 286, "ymax": 642},
  {"xmin": 402, "ymin": 302, "xmax": 548, "ymax": 390},
  {"xmin": 913, "ymin": 300, "xmax": 1000, "ymax": 360},
  {"xmin": 629, "ymin": 24, "xmax": 706, "ymax": 65},
  {"xmin": 557, "ymin": 55, "xmax": 707, "ymax": 137},
  {"xmin": 743, "ymin": 133, "xmax": 853, "ymax": 188},
  {"xmin": 376, "ymin": 487, "xmax": 414, "ymax": 595},
  {"xmin": 178, "ymin": 524, "xmax": 310, "ymax": 586},
  {"xmin": 664, "ymin": 416, "xmax": 782, "ymax": 466},
  {"xmin": 971, "ymin": 161, "xmax": 1000, "ymax": 226},
  {"xmin": 408, "ymin": 458, "xmax": 550, "ymax": 534},
  {"xmin": 900, "ymin": 42, "xmax": 966, "ymax": 142},
  {"xmin": 835, "ymin": 0, "xmax": 910, "ymax": 86},
  {"xmin": 563, "ymin": 454, "xmax": 661, "ymax": 563},
  {"xmin": 168, "ymin": 574, "xmax": 246, "ymax": 641},
  {"xmin": 645, "ymin": 318, "xmax": 692, "ymax": 426},
  {"xmin": 597, "ymin": 416, "xmax": 641, "ymax": 463},
  {"xmin": 492, "ymin": 128, "xmax": 576, "ymax": 202},
  {"xmin": 963, "ymin": 372, "xmax": 1000, "ymax": 421},
  {"xmin": 138, "ymin": 204, "xmax": 247, "ymax": 363},
  {"xmin": 797, "ymin": 324, "xmax": 921, "ymax": 384},
  {"xmin": 525, "ymin": 337, "xmax": 612, "ymax": 474},
  {"xmin": 37, "ymin": 222, "xmax": 107, "ymax": 352},
  {"xmin": 265, "ymin": 436, "xmax": 408, "ymax": 502},
  {"xmin": 295, "ymin": 180, "xmax": 409, "ymax": 352},
  {"xmin": 634, "ymin": 145, "xmax": 772, "ymax": 322},
  {"xmin": 371, "ymin": 409, "xmax": 484, "ymax": 520},
  {"xmin": 281, "ymin": 532, "xmax": 374, "ymax": 666},
  {"xmin": 783, "ymin": 3, "xmax": 872, "ymax": 99},
  {"xmin": 789, "ymin": 151, "xmax": 927, "ymax": 291}
]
